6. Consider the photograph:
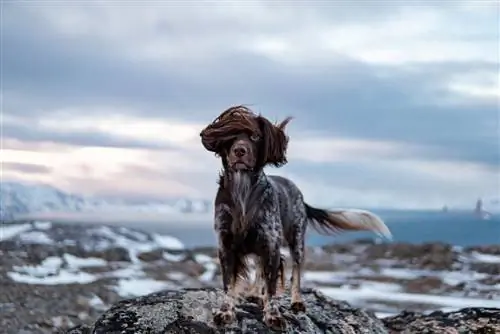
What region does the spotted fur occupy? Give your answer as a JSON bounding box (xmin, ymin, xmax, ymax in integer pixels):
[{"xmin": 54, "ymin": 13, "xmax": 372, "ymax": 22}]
[{"xmin": 200, "ymin": 106, "xmax": 393, "ymax": 330}]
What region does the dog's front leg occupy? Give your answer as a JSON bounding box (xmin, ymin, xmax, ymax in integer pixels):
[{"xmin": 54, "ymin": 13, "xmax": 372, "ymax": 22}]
[
  {"xmin": 261, "ymin": 242, "xmax": 287, "ymax": 331},
  {"xmin": 252, "ymin": 255, "xmax": 286, "ymax": 299},
  {"xmin": 245, "ymin": 257, "xmax": 265, "ymax": 307},
  {"xmin": 213, "ymin": 246, "xmax": 238, "ymax": 326},
  {"xmin": 213, "ymin": 206, "xmax": 239, "ymax": 327}
]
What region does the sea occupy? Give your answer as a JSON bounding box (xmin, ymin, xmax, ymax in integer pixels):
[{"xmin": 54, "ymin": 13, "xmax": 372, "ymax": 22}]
[{"xmin": 90, "ymin": 209, "xmax": 500, "ymax": 248}]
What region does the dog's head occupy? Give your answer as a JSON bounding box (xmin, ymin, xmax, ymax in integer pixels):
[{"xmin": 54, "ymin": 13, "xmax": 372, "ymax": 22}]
[{"xmin": 200, "ymin": 105, "xmax": 292, "ymax": 173}]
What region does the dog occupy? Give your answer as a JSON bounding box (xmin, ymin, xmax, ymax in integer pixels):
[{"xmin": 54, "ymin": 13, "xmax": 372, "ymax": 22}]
[{"xmin": 200, "ymin": 105, "xmax": 392, "ymax": 330}]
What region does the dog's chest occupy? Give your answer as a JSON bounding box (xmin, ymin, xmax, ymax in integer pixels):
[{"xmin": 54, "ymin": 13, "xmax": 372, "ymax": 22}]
[{"xmin": 229, "ymin": 219, "xmax": 279, "ymax": 253}]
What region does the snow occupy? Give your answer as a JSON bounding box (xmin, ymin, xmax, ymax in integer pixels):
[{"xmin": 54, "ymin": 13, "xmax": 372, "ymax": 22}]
[
  {"xmin": 374, "ymin": 312, "xmax": 396, "ymax": 318},
  {"xmin": 33, "ymin": 221, "xmax": 52, "ymax": 229},
  {"xmin": 1, "ymin": 182, "xmax": 497, "ymax": 318},
  {"xmin": 7, "ymin": 253, "xmax": 107, "ymax": 285},
  {"xmin": 151, "ymin": 233, "xmax": 185, "ymax": 250},
  {"xmin": 470, "ymin": 251, "xmax": 500, "ymax": 264},
  {"xmin": 320, "ymin": 285, "xmax": 500, "ymax": 309},
  {"xmin": 168, "ymin": 272, "xmax": 188, "ymax": 281},
  {"xmin": 0, "ymin": 180, "xmax": 211, "ymax": 221},
  {"xmin": 63, "ymin": 254, "xmax": 108, "ymax": 268},
  {"xmin": 192, "ymin": 253, "xmax": 219, "ymax": 282},
  {"xmin": 196, "ymin": 255, "xmax": 218, "ymax": 282},
  {"xmin": 7, "ymin": 254, "xmax": 141, "ymax": 286},
  {"xmin": 199, "ymin": 264, "xmax": 217, "ymax": 282},
  {"xmin": 105, "ymin": 265, "xmax": 145, "ymax": 279},
  {"xmin": 1, "ymin": 223, "xmax": 32, "ymax": 240},
  {"xmin": 1, "ymin": 222, "xmax": 186, "ymax": 270},
  {"xmin": 113, "ymin": 278, "xmax": 175, "ymax": 297},
  {"xmin": 377, "ymin": 268, "xmax": 488, "ymax": 285},
  {"xmin": 163, "ymin": 252, "xmax": 186, "ymax": 262},
  {"xmin": 12, "ymin": 256, "xmax": 64, "ymax": 277},
  {"xmin": 88, "ymin": 294, "xmax": 107, "ymax": 310},
  {"xmin": 17, "ymin": 231, "xmax": 53, "ymax": 244},
  {"xmin": 8, "ymin": 270, "xmax": 98, "ymax": 285},
  {"xmin": 4, "ymin": 227, "xmax": 498, "ymax": 318},
  {"xmin": 88, "ymin": 226, "xmax": 185, "ymax": 263},
  {"xmin": 2, "ymin": 221, "xmax": 190, "ymax": 294},
  {"xmin": 194, "ymin": 254, "xmax": 213, "ymax": 264},
  {"xmin": 303, "ymin": 271, "xmax": 353, "ymax": 284}
]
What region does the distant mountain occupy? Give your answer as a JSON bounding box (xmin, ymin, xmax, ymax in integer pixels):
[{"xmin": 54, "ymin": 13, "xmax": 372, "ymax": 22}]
[
  {"xmin": 473, "ymin": 197, "xmax": 500, "ymax": 220},
  {"xmin": 483, "ymin": 198, "xmax": 500, "ymax": 214},
  {"xmin": 0, "ymin": 181, "xmax": 211, "ymax": 221}
]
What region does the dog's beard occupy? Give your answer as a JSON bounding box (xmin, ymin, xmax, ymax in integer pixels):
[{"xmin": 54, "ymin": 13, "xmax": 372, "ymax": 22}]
[
  {"xmin": 231, "ymin": 171, "xmax": 252, "ymax": 218},
  {"xmin": 229, "ymin": 170, "xmax": 256, "ymax": 235}
]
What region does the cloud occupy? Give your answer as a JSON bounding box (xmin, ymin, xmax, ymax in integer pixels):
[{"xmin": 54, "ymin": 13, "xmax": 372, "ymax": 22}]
[
  {"xmin": 2, "ymin": 162, "xmax": 52, "ymax": 175},
  {"xmin": 2, "ymin": 1, "xmax": 498, "ymax": 209},
  {"xmin": 2, "ymin": 121, "xmax": 176, "ymax": 150}
]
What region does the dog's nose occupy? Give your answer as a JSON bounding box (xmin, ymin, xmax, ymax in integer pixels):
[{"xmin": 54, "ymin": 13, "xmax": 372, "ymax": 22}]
[{"xmin": 233, "ymin": 145, "xmax": 247, "ymax": 157}]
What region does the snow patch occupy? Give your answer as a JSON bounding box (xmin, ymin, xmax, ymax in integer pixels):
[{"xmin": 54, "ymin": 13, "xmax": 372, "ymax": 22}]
[
  {"xmin": 113, "ymin": 278, "xmax": 175, "ymax": 297},
  {"xmin": 33, "ymin": 221, "xmax": 52, "ymax": 230},
  {"xmin": 470, "ymin": 252, "xmax": 500, "ymax": 264},
  {"xmin": 17, "ymin": 231, "xmax": 53, "ymax": 244},
  {"xmin": 63, "ymin": 254, "xmax": 108, "ymax": 268},
  {"xmin": 320, "ymin": 284, "xmax": 500, "ymax": 309},
  {"xmin": 8, "ymin": 270, "xmax": 97, "ymax": 285},
  {"xmin": 151, "ymin": 233, "xmax": 185, "ymax": 250},
  {"xmin": 1, "ymin": 223, "xmax": 32, "ymax": 240}
]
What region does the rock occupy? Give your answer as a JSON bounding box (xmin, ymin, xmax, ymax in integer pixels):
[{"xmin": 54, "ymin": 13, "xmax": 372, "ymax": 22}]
[
  {"xmin": 67, "ymin": 288, "xmax": 388, "ymax": 334},
  {"xmin": 404, "ymin": 276, "xmax": 445, "ymax": 294},
  {"xmin": 465, "ymin": 245, "xmax": 500, "ymax": 255},
  {"xmin": 382, "ymin": 307, "xmax": 500, "ymax": 333},
  {"xmin": 89, "ymin": 248, "xmax": 131, "ymax": 262},
  {"xmin": 67, "ymin": 325, "xmax": 92, "ymax": 334},
  {"xmin": 137, "ymin": 249, "xmax": 164, "ymax": 262},
  {"xmin": 364, "ymin": 242, "xmax": 459, "ymax": 271},
  {"xmin": 470, "ymin": 262, "xmax": 500, "ymax": 275}
]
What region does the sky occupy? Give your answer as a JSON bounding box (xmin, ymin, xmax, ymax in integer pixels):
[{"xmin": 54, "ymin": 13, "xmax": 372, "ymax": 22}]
[{"xmin": 2, "ymin": 0, "xmax": 499, "ymax": 210}]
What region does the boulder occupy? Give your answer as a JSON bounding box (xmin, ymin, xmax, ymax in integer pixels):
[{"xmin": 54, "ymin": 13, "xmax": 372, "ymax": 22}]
[
  {"xmin": 382, "ymin": 307, "xmax": 500, "ymax": 333},
  {"xmin": 66, "ymin": 288, "xmax": 388, "ymax": 333}
]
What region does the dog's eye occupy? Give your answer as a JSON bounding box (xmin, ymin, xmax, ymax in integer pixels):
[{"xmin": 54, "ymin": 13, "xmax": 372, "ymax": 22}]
[{"xmin": 250, "ymin": 134, "xmax": 260, "ymax": 142}]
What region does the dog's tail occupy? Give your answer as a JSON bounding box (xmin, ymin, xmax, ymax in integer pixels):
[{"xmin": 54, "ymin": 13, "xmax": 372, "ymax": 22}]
[{"xmin": 304, "ymin": 203, "xmax": 392, "ymax": 240}]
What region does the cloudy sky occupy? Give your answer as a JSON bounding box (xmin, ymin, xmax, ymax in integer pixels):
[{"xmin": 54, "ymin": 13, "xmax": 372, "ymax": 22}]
[{"xmin": 2, "ymin": 0, "xmax": 499, "ymax": 210}]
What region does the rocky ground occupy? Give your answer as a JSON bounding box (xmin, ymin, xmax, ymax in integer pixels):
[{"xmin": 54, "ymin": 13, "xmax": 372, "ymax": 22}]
[{"xmin": 1, "ymin": 221, "xmax": 499, "ymax": 333}]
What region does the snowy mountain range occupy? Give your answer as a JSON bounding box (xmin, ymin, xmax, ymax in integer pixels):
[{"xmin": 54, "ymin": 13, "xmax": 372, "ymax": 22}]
[
  {"xmin": 1, "ymin": 180, "xmax": 498, "ymax": 223},
  {"xmin": 0, "ymin": 181, "xmax": 211, "ymax": 222}
]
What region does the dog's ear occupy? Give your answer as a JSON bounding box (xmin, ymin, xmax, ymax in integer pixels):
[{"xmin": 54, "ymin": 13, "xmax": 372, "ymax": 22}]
[
  {"xmin": 200, "ymin": 129, "xmax": 228, "ymax": 157},
  {"xmin": 200, "ymin": 129, "xmax": 218, "ymax": 153},
  {"xmin": 256, "ymin": 116, "xmax": 292, "ymax": 167}
]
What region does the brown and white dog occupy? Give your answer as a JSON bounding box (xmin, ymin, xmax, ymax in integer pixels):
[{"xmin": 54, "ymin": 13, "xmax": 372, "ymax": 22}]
[{"xmin": 200, "ymin": 105, "xmax": 392, "ymax": 330}]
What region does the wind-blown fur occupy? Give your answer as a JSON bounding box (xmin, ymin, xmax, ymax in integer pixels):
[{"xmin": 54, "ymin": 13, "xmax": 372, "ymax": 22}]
[
  {"xmin": 201, "ymin": 105, "xmax": 292, "ymax": 168},
  {"xmin": 200, "ymin": 105, "xmax": 392, "ymax": 331}
]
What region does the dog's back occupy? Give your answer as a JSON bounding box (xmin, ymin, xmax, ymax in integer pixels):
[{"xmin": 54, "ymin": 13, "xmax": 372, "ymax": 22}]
[{"xmin": 267, "ymin": 174, "xmax": 308, "ymax": 240}]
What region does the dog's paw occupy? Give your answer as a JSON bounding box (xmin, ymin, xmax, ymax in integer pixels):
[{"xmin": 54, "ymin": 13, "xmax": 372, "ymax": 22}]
[
  {"xmin": 263, "ymin": 306, "xmax": 286, "ymax": 331},
  {"xmin": 213, "ymin": 304, "xmax": 236, "ymax": 326},
  {"xmin": 291, "ymin": 300, "xmax": 306, "ymax": 313}
]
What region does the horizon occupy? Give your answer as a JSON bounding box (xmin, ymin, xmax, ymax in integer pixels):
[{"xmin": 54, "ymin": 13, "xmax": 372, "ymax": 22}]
[
  {"xmin": 3, "ymin": 178, "xmax": 498, "ymax": 213},
  {"xmin": 6, "ymin": 206, "xmax": 499, "ymax": 249}
]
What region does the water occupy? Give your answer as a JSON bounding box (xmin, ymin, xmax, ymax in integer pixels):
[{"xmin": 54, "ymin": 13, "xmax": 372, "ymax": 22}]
[
  {"xmin": 99, "ymin": 209, "xmax": 500, "ymax": 248},
  {"xmin": 310, "ymin": 209, "xmax": 500, "ymax": 247}
]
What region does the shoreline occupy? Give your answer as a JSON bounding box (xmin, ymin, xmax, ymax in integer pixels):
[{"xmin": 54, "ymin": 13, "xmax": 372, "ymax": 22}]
[{"xmin": 1, "ymin": 221, "xmax": 499, "ymax": 332}]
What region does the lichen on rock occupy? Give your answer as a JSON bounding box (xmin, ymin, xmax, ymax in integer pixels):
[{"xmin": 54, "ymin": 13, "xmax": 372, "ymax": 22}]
[
  {"xmin": 382, "ymin": 307, "xmax": 500, "ymax": 334},
  {"xmin": 67, "ymin": 287, "xmax": 388, "ymax": 334}
]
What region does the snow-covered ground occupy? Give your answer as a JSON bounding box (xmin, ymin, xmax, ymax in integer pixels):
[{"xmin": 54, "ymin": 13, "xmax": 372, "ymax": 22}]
[{"xmin": 2, "ymin": 221, "xmax": 499, "ymax": 319}]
